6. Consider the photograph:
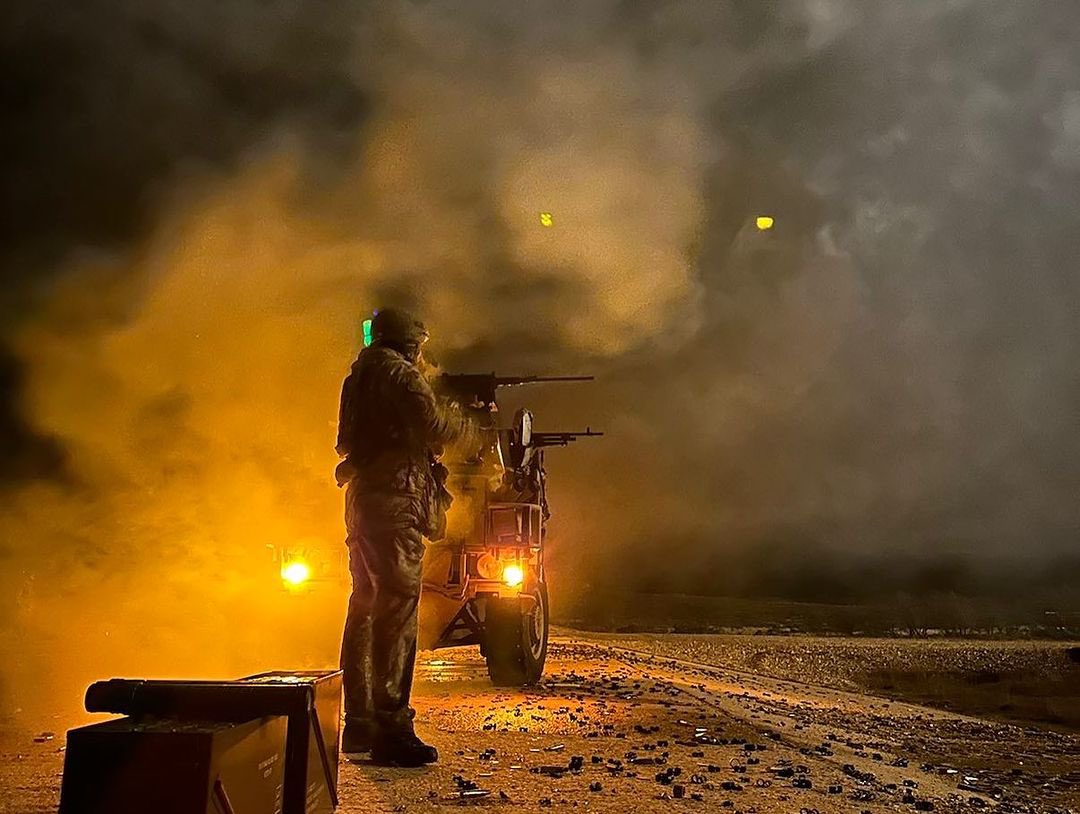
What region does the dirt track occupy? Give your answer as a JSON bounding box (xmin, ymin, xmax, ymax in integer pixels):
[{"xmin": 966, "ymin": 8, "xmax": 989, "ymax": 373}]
[{"xmin": 2, "ymin": 635, "xmax": 1077, "ymax": 813}]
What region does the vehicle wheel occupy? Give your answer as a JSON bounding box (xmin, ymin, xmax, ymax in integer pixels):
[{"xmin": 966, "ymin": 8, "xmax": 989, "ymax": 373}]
[{"xmin": 484, "ymin": 584, "xmax": 549, "ymax": 686}]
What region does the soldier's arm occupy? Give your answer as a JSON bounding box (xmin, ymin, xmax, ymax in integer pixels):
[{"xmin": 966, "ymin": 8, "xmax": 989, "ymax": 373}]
[
  {"xmin": 391, "ymin": 358, "xmax": 472, "ymax": 447},
  {"xmin": 335, "ymin": 373, "xmax": 354, "ymax": 456}
]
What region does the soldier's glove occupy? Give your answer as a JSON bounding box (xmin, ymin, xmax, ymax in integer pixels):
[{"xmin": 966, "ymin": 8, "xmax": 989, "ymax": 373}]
[{"xmin": 334, "ymin": 458, "xmax": 358, "ymax": 488}]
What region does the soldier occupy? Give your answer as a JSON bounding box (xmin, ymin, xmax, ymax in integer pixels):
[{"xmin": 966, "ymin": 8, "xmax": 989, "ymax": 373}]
[{"xmin": 335, "ymin": 307, "xmax": 472, "ymax": 766}]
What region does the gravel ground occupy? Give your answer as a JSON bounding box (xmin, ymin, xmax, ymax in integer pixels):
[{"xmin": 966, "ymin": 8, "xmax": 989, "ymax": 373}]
[
  {"xmin": 2, "ymin": 635, "xmax": 1077, "ymax": 813},
  {"xmin": 570, "ymin": 634, "xmax": 1078, "ymax": 688},
  {"xmin": 570, "ymin": 632, "xmax": 1080, "ymax": 730}
]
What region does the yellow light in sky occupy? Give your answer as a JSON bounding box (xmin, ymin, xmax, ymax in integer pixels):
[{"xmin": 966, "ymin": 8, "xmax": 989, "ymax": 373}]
[
  {"xmin": 756, "ymin": 216, "xmax": 775, "ymax": 231},
  {"xmin": 539, "ymin": 212, "xmax": 553, "ymax": 227},
  {"xmin": 281, "ymin": 560, "xmax": 311, "ymax": 587}
]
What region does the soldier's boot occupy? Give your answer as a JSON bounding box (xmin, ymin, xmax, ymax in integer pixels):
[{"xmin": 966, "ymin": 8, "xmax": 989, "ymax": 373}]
[
  {"xmin": 341, "ymin": 719, "xmax": 376, "ymax": 754},
  {"xmin": 370, "ymin": 729, "xmax": 438, "ymax": 767}
]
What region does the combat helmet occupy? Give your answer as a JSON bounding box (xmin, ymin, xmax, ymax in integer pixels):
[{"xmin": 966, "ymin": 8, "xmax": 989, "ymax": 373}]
[{"xmin": 371, "ymin": 307, "xmax": 429, "ymax": 359}]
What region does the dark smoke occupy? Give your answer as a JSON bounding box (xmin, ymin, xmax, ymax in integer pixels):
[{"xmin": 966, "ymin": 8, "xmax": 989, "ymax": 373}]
[
  {"xmin": 0, "ymin": 0, "xmax": 367, "ymax": 481},
  {"xmin": 2, "ymin": 1, "xmax": 1079, "ymax": 722}
]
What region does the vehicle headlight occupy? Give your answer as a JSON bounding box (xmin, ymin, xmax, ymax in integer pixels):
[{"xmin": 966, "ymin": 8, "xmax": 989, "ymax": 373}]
[
  {"xmin": 475, "ymin": 553, "xmax": 501, "ymax": 580},
  {"xmin": 281, "ymin": 559, "xmax": 311, "ymax": 587},
  {"xmin": 502, "ymin": 563, "xmax": 525, "ymax": 588}
]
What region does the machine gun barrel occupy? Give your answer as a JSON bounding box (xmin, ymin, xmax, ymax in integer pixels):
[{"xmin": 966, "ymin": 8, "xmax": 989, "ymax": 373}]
[
  {"xmin": 493, "ymin": 375, "xmax": 594, "ymax": 387},
  {"xmin": 436, "ymin": 373, "xmax": 594, "ymax": 407},
  {"xmin": 529, "ymin": 428, "xmax": 603, "ymax": 448}
]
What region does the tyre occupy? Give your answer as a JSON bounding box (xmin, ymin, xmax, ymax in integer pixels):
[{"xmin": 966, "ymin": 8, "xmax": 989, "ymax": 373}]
[{"xmin": 484, "ymin": 584, "xmax": 549, "ymax": 686}]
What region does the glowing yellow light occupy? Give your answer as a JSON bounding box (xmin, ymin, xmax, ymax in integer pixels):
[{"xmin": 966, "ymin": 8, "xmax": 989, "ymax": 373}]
[
  {"xmin": 502, "ymin": 563, "xmax": 525, "ymax": 588},
  {"xmin": 539, "ymin": 212, "xmax": 553, "ymax": 227},
  {"xmin": 756, "ymin": 216, "xmax": 775, "ymax": 231},
  {"xmin": 281, "ymin": 560, "xmax": 311, "ymax": 586}
]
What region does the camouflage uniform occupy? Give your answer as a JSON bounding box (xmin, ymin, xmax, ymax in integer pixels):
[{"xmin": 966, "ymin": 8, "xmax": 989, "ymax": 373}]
[{"xmin": 336, "ymin": 323, "xmax": 467, "ymax": 753}]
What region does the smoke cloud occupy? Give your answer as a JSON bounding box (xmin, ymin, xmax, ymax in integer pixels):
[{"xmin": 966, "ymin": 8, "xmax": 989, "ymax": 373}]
[{"xmin": 2, "ymin": 1, "xmax": 1079, "ymax": 721}]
